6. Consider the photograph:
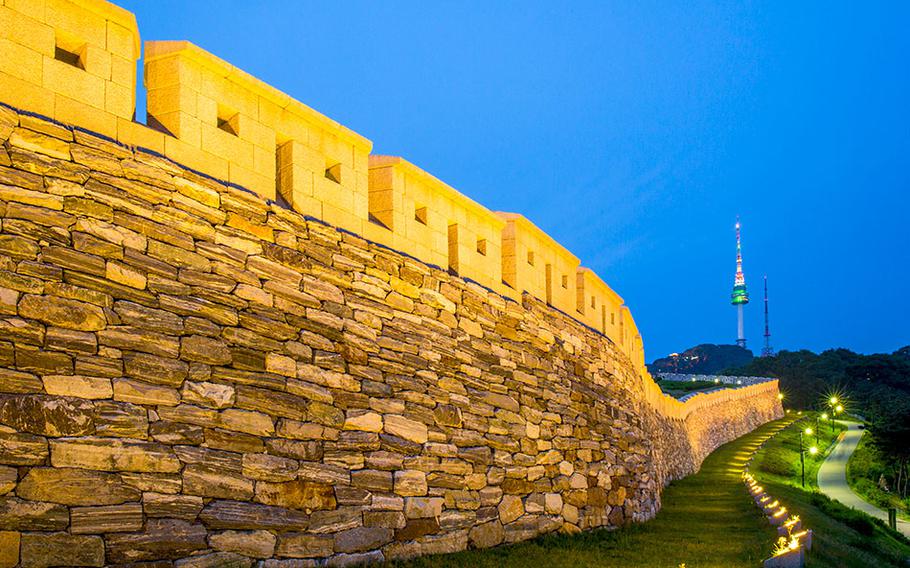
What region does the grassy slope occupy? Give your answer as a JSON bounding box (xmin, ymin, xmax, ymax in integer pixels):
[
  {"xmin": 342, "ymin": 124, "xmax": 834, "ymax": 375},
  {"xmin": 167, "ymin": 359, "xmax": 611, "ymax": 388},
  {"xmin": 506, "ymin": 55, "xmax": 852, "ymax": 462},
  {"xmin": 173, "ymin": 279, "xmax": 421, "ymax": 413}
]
[
  {"xmin": 751, "ymin": 412, "xmax": 910, "ymax": 567},
  {"xmin": 392, "ymin": 419, "xmax": 792, "ymax": 568},
  {"xmin": 846, "ymin": 432, "xmax": 910, "ymax": 521},
  {"xmin": 751, "ymin": 411, "xmax": 844, "ymax": 491}
]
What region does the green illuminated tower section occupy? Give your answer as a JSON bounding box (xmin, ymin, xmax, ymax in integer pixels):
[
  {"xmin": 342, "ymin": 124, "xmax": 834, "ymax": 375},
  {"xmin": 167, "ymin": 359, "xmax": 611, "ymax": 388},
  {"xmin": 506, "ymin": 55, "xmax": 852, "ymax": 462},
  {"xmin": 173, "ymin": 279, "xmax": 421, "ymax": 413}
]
[{"xmin": 731, "ymin": 218, "xmax": 749, "ymax": 348}]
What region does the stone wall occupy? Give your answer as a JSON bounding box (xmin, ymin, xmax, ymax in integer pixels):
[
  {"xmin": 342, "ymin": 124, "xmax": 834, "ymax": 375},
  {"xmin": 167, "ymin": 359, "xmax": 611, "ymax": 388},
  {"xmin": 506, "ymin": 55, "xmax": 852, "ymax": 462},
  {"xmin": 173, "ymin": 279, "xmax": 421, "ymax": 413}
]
[{"xmin": 0, "ymin": 105, "xmax": 782, "ymax": 567}]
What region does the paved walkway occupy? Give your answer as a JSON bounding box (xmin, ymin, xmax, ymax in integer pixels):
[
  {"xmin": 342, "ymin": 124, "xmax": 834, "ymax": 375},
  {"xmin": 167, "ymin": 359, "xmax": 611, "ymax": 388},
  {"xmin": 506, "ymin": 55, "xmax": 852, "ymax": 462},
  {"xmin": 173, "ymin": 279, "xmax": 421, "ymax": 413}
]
[{"xmin": 817, "ymin": 421, "xmax": 910, "ymax": 537}]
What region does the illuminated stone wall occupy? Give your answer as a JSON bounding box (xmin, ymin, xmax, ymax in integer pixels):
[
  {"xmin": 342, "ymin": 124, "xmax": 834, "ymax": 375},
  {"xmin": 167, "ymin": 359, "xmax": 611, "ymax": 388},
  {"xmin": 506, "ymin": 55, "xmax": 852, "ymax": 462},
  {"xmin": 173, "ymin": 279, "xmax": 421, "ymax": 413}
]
[
  {"xmin": 0, "ymin": 104, "xmax": 782, "ymax": 565},
  {"xmin": 0, "ymin": 1, "xmax": 784, "ymax": 565}
]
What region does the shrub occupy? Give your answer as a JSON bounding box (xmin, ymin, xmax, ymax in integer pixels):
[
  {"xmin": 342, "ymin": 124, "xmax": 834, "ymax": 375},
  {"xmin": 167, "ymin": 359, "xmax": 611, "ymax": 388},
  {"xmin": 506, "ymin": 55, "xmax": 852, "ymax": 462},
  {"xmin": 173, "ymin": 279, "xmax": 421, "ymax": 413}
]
[
  {"xmin": 809, "ymin": 492, "xmax": 876, "ymax": 536},
  {"xmin": 759, "ymin": 452, "xmax": 794, "ymax": 477}
]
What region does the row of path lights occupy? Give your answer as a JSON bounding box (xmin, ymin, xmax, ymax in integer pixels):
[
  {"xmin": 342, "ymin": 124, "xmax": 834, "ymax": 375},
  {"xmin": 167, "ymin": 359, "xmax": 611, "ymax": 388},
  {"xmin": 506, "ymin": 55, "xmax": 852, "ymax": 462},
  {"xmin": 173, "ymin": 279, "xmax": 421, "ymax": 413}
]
[{"xmin": 743, "ymin": 413, "xmax": 814, "ymax": 568}]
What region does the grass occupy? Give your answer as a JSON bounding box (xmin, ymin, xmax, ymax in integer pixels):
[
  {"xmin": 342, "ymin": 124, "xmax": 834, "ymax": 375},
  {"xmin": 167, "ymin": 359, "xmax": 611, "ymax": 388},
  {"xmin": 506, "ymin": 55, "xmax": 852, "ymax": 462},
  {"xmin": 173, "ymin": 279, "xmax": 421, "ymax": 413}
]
[
  {"xmin": 656, "ymin": 379, "xmax": 721, "ymax": 398},
  {"xmin": 390, "ymin": 419, "xmax": 794, "ymax": 568},
  {"xmin": 751, "ymin": 412, "xmax": 910, "ymax": 567},
  {"xmin": 846, "ymin": 432, "xmax": 910, "ymax": 522},
  {"xmin": 751, "ymin": 411, "xmax": 845, "ymax": 490}
]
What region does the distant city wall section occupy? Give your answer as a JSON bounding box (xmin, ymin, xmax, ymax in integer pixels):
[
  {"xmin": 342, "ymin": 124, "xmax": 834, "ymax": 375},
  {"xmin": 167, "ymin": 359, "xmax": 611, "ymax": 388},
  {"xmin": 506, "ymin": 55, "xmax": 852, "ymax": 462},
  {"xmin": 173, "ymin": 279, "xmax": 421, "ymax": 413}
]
[{"xmin": 0, "ymin": 1, "xmax": 784, "ymax": 565}]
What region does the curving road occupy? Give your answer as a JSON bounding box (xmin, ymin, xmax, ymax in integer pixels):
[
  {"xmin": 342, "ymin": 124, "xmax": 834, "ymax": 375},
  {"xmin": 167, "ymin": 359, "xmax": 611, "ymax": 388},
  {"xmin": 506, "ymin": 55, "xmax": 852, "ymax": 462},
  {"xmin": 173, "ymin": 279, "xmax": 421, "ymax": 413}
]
[{"xmin": 817, "ymin": 421, "xmax": 910, "ymax": 537}]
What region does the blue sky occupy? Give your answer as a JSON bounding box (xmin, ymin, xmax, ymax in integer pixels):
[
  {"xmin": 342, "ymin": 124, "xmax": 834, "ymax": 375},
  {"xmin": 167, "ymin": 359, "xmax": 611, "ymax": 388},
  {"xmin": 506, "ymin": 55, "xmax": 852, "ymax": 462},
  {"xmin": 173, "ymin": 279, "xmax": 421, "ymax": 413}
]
[{"xmin": 121, "ymin": 1, "xmax": 910, "ymax": 361}]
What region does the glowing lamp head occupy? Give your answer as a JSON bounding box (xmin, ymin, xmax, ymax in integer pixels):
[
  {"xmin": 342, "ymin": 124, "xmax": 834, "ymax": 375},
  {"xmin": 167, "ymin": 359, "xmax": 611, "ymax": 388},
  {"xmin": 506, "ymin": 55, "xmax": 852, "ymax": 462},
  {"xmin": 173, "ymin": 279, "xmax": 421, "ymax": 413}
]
[
  {"xmin": 804, "ymin": 427, "xmax": 813, "ymax": 435},
  {"xmin": 836, "ymin": 404, "xmax": 843, "ymax": 412},
  {"xmin": 821, "ymin": 413, "xmax": 828, "ymax": 420},
  {"xmin": 830, "ymin": 396, "xmax": 838, "ymax": 405},
  {"xmin": 777, "ymin": 393, "xmax": 784, "ymax": 400},
  {"xmin": 809, "ymin": 446, "xmax": 818, "ymax": 455}
]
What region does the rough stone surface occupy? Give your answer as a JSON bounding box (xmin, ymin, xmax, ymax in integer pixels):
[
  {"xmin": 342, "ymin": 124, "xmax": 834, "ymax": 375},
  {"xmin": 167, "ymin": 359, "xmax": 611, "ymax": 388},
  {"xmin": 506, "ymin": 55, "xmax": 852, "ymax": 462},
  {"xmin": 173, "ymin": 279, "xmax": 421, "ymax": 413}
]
[
  {"xmin": 19, "ymin": 532, "xmax": 105, "ymax": 568},
  {"xmin": 0, "ymin": 431, "xmax": 48, "ymax": 465},
  {"xmin": 49, "ymin": 437, "xmax": 181, "ymax": 472},
  {"xmin": 209, "ymin": 529, "xmax": 277, "ymax": 558},
  {"xmin": 105, "ymin": 519, "xmax": 208, "ymax": 563},
  {"xmin": 0, "ymin": 531, "xmax": 18, "ymax": 567},
  {"xmin": 255, "ymin": 480, "xmax": 336, "ymax": 512},
  {"xmin": 0, "ymin": 395, "xmax": 94, "ymax": 436},
  {"xmin": 469, "ymin": 520, "xmax": 504, "ymax": 549},
  {"xmin": 16, "ymin": 467, "xmax": 141, "ymax": 505},
  {"xmin": 0, "ymin": 497, "xmax": 69, "ymax": 530},
  {"xmin": 0, "ymin": 108, "xmax": 783, "ymax": 567},
  {"xmin": 70, "ymin": 503, "xmax": 144, "ymax": 533},
  {"xmin": 142, "ymin": 493, "xmax": 204, "ymax": 520}
]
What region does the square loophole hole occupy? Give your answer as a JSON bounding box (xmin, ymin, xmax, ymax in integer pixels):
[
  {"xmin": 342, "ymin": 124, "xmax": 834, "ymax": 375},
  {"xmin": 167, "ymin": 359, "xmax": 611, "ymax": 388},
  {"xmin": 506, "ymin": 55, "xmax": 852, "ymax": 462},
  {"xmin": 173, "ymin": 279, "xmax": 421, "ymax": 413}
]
[
  {"xmin": 414, "ymin": 206, "xmax": 428, "ymax": 225},
  {"xmin": 476, "ymin": 238, "xmax": 487, "ymax": 256},
  {"xmin": 54, "ymin": 45, "xmax": 83, "ymax": 69},
  {"xmin": 325, "ymin": 161, "xmax": 342, "ymax": 184},
  {"xmin": 217, "ymin": 106, "xmax": 239, "ymax": 136},
  {"xmin": 527, "ymin": 251, "xmax": 535, "ymax": 266},
  {"xmin": 54, "ymin": 31, "xmax": 85, "ymax": 69}
]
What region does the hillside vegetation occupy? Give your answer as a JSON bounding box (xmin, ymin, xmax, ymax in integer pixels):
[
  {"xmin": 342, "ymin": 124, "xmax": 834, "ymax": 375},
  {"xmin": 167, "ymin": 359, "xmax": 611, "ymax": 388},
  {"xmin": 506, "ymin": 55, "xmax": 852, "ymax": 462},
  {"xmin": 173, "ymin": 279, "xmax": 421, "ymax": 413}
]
[
  {"xmin": 726, "ymin": 347, "xmax": 910, "ymax": 512},
  {"xmin": 649, "ymin": 344, "xmax": 754, "ymax": 375}
]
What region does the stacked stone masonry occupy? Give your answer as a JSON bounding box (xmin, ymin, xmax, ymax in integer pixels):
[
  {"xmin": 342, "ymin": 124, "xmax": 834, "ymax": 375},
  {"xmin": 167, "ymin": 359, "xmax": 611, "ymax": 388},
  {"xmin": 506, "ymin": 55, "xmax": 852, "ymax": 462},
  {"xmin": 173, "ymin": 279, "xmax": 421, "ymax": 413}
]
[
  {"xmin": 0, "ymin": 1, "xmax": 784, "ymax": 566},
  {"xmin": 0, "ymin": 103, "xmax": 783, "ymax": 566}
]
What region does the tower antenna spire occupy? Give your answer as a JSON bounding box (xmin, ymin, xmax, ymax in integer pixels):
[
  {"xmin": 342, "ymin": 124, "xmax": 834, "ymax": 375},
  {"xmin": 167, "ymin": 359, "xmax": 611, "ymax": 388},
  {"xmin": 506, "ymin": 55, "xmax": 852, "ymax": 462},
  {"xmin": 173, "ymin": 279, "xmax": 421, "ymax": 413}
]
[
  {"xmin": 730, "ymin": 217, "xmax": 749, "ymax": 348},
  {"xmin": 762, "ymin": 275, "xmax": 774, "ymax": 357}
]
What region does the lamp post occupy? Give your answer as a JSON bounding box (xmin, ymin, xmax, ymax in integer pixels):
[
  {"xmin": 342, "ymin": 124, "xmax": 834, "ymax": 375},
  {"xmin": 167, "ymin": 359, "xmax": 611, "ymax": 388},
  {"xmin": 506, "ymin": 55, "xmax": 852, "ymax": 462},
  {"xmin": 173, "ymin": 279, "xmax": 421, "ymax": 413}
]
[
  {"xmin": 814, "ymin": 415, "xmax": 820, "ymax": 445},
  {"xmin": 821, "ymin": 412, "xmax": 828, "ymax": 443},
  {"xmin": 799, "ymin": 426, "xmax": 818, "ymax": 487},
  {"xmin": 832, "ymin": 403, "xmax": 844, "ymax": 435},
  {"xmin": 799, "ymin": 429, "xmax": 805, "ymax": 487}
]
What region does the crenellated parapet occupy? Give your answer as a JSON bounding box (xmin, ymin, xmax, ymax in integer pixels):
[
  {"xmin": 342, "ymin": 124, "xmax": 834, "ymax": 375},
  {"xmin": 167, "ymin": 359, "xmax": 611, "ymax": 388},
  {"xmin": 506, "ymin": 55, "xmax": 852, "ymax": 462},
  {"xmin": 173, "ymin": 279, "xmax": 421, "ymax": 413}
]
[
  {"xmin": 144, "ymin": 40, "xmax": 372, "ymax": 224},
  {"xmin": 0, "ymin": 0, "xmax": 651, "ymax": 373},
  {"xmin": 0, "ymin": 0, "xmax": 140, "ymax": 132},
  {"xmin": 366, "ymin": 156, "xmax": 505, "ymax": 292}
]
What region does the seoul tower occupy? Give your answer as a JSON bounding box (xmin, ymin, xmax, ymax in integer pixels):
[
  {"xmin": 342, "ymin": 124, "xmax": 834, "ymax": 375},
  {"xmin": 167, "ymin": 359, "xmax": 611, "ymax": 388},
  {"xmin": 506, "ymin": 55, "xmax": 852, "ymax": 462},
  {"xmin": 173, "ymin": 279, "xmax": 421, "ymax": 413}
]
[{"xmin": 731, "ymin": 217, "xmax": 749, "ymax": 348}]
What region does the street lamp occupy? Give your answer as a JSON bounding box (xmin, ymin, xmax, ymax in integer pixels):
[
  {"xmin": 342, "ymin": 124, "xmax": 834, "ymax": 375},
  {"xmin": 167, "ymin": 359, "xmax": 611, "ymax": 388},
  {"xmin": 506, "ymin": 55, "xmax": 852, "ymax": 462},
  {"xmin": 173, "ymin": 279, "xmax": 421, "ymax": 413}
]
[{"xmin": 798, "ymin": 427, "xmax": 818, "ymax": 487}]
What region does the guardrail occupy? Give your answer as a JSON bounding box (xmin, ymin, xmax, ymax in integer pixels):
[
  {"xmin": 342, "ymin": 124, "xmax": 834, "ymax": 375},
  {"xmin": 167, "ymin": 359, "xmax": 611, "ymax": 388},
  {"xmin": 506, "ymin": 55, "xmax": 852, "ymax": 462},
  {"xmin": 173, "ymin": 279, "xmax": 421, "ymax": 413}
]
[{"xmin": 657, "ymin": 373, "xmax": 775, "ymax": 387}]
